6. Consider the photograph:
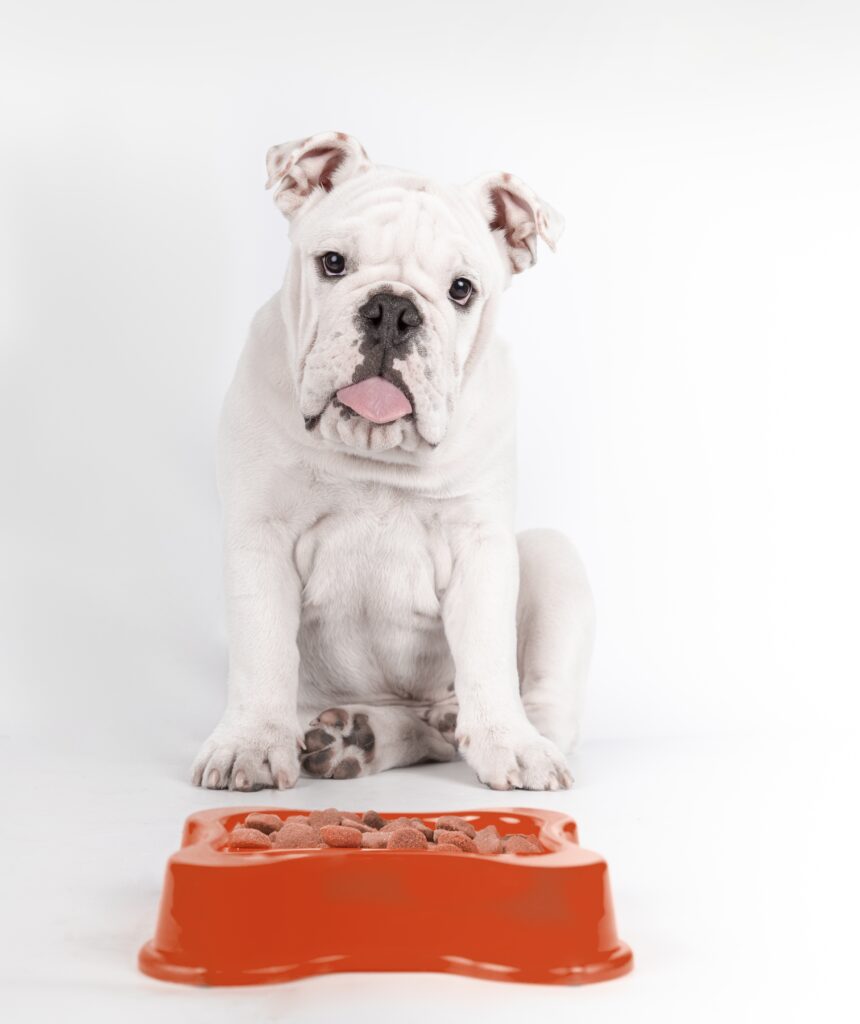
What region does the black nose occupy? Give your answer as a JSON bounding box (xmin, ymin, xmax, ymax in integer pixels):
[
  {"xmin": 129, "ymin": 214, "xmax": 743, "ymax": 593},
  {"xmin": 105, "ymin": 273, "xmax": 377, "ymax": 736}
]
[{"xmin": 358, "ymin": 292, "xmax": 423, "ymax": 349}]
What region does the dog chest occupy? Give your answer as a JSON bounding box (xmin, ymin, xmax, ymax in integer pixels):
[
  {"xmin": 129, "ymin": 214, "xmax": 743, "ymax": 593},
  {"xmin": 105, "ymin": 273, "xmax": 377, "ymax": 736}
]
[
  {"xmin": 293, "ymin": 500, "xmax": 451, "ymax": 626},
  {"xmin": 292, "ymin": 498, "xmax": 455, "ymax": 696}
]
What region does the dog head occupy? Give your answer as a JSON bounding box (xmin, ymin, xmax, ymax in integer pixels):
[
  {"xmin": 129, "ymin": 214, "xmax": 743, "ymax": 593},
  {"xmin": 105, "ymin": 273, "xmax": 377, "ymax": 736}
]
[{"xmin": 267, "ymin": 131, "xmax": 563, "ymax": 455}]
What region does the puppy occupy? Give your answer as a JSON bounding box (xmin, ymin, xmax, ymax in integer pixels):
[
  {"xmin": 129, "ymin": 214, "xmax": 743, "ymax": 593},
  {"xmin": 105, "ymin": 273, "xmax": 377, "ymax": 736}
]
[{"xmin": 192, "ymin": 132, "xmax": 594, "ymax": 791}]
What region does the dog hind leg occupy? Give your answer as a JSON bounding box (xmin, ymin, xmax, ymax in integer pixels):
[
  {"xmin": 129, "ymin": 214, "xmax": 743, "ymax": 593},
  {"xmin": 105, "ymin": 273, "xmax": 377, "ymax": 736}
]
[
  {"xmin": 516, "ymin": 528, "xmax": 595, "ymax": 753},
  {"xmin": 300, "ymin": 704, "xmax": 456, "ymax": 779},
  {"xmin": 420, "ymin": 693, "xmax": 459, "ymax": 746}
]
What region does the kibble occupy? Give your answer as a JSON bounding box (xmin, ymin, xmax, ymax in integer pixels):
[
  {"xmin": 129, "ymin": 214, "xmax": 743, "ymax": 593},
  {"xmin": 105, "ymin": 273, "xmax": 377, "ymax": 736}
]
[
  {"xmin": 243, "ymin": 813, "xmax": 283, "ymax": 835},
  {"xmin": 503, "ymin": 834, "xmax": 543, "ymax": 854},
  {"xmin": 319, "ymin": 825, "xmax": 363, "ymax": 848},
  {"xmin": 340, "ymin": 817, "xmax": 372, "ymax": 833},
  {"xmin": 434, "ymin": 829, "xmax": 478, "ymax": 853},
  {"xmin": 362, "ymin": 809, "xmax": 386, "ymax": 830},
  {"xmin": 474, "ymin": 825, "xmax": 503, "ymax": 855},
  {"xmin": 228, "ymin": 827, "xmax": 273, "ymax": 850},
  {"xmin": 409, "ymin": 819, "xmax": 435, "ymax": 840},
  {"xmin": 435, "ymin": 815, "xmax": 477, "ymax": 838},
  {"xmin": 387, "ymin": 827, "xmax": 429, "ymax": 850},
  {"xmin": 380, "ymin": 817, "xmax": 416, "ymax": 833},
  {"xmin": 308, "ymin": 808, "xmax": 342, "ymax": 828},
  {"xmin": 226, "ymin": 810, "xmax": 543, "ymax": 855},
  {"xmin": 361, "ymin": 831, "xmax": 389, "ymax": 849},
  {"xmin": 272, "ymin": 822, "xmax": 319, "ymax": 849}
]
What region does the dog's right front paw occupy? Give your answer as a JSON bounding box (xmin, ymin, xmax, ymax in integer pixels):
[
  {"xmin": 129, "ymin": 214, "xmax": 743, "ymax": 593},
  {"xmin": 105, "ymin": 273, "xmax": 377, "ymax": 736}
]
[{"xmin": 191, "ymin": 719, "xmax": 301, "ymax": 791}]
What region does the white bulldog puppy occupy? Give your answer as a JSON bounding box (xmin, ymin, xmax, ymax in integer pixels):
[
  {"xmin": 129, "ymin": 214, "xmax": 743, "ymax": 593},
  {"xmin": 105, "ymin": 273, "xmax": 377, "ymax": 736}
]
[{"xmin": 192, "ymin": 132, "xmax": 595, "ymax": 791}]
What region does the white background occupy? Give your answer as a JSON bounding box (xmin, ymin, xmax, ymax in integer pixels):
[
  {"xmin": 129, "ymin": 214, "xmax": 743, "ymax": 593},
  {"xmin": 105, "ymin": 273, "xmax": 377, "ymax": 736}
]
[{"xmin": 1, "ymin": 1, "xmax": 858, "ymax": 1021}]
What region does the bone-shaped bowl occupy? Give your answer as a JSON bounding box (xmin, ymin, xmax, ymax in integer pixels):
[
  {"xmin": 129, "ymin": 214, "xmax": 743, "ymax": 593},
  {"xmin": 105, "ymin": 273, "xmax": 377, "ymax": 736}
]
[{"xmin": 138, "ymin": 806, "xmax": 632, "ymax": 987}]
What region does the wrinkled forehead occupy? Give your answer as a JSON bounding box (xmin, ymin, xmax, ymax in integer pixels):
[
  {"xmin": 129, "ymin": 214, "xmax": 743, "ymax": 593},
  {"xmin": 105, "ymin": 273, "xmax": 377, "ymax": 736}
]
[{"xmin": 292, "ymin": 169, "xmax": 499, "ymax": 279}]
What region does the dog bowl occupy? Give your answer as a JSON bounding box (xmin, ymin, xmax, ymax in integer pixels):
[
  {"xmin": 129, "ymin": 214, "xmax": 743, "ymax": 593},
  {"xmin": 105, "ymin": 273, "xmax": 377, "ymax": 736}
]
[{"xmin": 138, "ymin": 806, "xmax": 632, "ymax": 987}]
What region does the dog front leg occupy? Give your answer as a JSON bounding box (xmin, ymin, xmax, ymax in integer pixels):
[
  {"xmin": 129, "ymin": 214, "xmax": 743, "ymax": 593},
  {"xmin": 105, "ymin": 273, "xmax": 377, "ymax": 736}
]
[
  {"xmin": 442, "ymin": 528, "xmax": 573, "ymax": 791},
  {"xmin": 192, "ymin": 519, "xmax": 302, "ymax": 791}
]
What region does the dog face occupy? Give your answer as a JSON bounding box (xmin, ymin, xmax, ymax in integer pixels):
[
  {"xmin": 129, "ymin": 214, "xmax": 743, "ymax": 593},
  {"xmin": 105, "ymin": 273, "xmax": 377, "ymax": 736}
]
[{"xmin": 267, "ymin": 133, "xmax": 563, "ymax": 455}]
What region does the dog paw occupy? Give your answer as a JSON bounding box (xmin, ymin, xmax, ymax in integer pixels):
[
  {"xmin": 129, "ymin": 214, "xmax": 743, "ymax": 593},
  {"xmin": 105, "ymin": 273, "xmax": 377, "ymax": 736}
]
[
  {"xmin": 301, "ymin": 707, "xmax": 376, "ymax": 779},
  {"xmin": 457, "ymin": 720, "xmax": 573, "ymax": 791},
  {"xmin": 423, "ymin": 705, "xmax": 459, "ymax": 746},
  {"xmin": 191, "ymin": 718, "xmax": 301, "ymax": 791}
]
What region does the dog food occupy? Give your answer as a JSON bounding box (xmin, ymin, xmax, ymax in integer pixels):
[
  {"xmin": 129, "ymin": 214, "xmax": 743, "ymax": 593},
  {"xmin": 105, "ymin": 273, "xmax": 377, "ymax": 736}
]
[
  {"xmin": 340, "ymin": 817, "xmax": 372, "ymax": 833},
  {"xmin": 228, "ymin": 810, "xmax": 544, "ymax": 855},
  {"xmin": 361, "ymin": 831, "xmax": 389, "ymax": 849},
  {"xmin": 379, "ymin": 817, "xmax": 416, "ymax": 833},
  {"xmin": 272, "ymin": 823, "xmax": 320, "ymax": 849},
  {"xmin": 408, "ymin": 819, "xmax": 435, "ymax": 840},
  {"xmin": 474, "ymin": 825, "xmax": 503, "ymax": 854},
  {"xmin": 228, "ymin": 827, "xmax": 273, "ymax": 849},
  {"xmin": 386, "ymin": 827, "xmax": 429, "ymax": 850},
  {"xmin": 362, "ymin": 809, "xmax": 386, "ymax": 829},
  {"xmin": 503, "ymin": 834, "xmax": 543, "ymax": 854},
  {"xmin": 435, "ymin": 815, "xmax": 477, "ymax": 838},
  {"xmin": 244, "ymin": 813, "xmax": 283, "ymax": 835},
  {"xmin": 434, "ymin": 829, "xmax": 478, "ymax": 853},
  {"xmin": 307, "ymin": 808, "xmax": 343, "ymax": 828},
  {"xmin": 318, "ymin": 824, "xmax": 363, "ymax": 848}
]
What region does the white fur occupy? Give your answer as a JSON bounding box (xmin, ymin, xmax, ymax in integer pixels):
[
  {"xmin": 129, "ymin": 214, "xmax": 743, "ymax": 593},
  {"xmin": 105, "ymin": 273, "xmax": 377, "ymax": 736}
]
[{"xmin": 191, "ymin": 133, "xmax": 594, "ymax": 792}]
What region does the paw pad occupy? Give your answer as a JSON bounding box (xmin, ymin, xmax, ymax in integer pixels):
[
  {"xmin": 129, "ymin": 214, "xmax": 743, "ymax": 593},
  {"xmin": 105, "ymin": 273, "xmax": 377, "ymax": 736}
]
[{"xmin": 301, "ymin": 709, "xmax": 376, "ymax": 779}]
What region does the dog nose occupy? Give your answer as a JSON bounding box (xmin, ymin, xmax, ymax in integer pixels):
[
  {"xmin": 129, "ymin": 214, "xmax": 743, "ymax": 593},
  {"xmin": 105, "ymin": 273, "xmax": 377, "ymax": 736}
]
[{"xmin": 359, "ymin": 292, "xmax": 423, "ymax": 348}]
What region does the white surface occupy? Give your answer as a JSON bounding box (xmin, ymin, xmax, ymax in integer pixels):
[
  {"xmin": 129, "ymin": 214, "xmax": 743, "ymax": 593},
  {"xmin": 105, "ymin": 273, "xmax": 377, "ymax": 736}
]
[
  {"xmin": 2, "ymin": 735, "xmax": 857, "ymax": 1022},
  {"xmin": 1, "ymin": 1, "xmax": 859, "ymax": 1020}
]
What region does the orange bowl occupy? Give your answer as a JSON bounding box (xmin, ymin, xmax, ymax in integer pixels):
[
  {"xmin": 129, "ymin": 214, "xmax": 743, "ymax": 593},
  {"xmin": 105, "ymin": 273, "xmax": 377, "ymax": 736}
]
[{"xmin": 138, "ymin": 806, "xmax": 633, "ymax": 987}]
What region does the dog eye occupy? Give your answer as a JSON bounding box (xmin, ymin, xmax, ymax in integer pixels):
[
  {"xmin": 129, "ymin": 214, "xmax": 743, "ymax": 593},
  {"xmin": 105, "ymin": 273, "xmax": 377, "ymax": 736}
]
[
  {"xmin": 448, "ymin": 277, "xmax": 473, "ymax": 305},
  {"xmin": 320, "ymin": 251, "xmax": 346, "ymax": 277}
]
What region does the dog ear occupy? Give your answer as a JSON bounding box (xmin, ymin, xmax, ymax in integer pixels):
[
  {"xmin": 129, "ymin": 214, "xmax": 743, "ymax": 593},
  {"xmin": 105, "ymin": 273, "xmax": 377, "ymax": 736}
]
[
  {"xmin": 265, "ymin": 132, "xmax": 372, "ymax": 218},
  {"xmin": 469, "ymin": 171, "xmax": 564, "ymax": 273}
]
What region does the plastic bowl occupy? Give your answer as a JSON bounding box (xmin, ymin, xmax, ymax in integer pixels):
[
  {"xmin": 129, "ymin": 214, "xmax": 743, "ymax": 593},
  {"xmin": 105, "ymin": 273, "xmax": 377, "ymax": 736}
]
[{"xmin": 138, "ymin": 806, "xmax": 632, "ymax": 987}]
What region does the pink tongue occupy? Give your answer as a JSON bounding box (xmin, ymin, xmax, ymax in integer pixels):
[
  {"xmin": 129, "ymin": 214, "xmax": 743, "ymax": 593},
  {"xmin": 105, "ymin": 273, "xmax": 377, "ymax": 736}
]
[{"xmin": 336, "ymin": 377, "xmax": 412, "ymax": 424}]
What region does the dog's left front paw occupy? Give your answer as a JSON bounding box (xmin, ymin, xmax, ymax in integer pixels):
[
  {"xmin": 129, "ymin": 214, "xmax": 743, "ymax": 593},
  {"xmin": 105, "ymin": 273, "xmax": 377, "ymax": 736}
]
[{"xmin": 458, "ymin": 720, "xmax": 573, "ymax": 791}]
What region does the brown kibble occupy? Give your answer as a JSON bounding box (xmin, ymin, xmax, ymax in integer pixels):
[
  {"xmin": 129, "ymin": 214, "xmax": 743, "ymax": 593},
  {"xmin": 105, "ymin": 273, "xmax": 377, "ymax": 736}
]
[
  {"xmin": 308, "ymin": 808, "xmax": 342, "ymax": 828},
  {"xmin": 340, "ymin": 817, "xmax": 371, "ymax": 833},
  {"xmin": 320, "ymin": 824, "xmax": 362, "ymax": 848},
  {"xmin": 229, "ymin": 809, "xmax": 542, "ymax": 857},
  {"xmin": 228, "ymin": 827, "xmax": 272, "ymax": 849},
  {"xmin": 387, "ymin": 827, "xmax": 428, "ymax": 850},
  {"xmin": 362, "ymin": 809, "xmax": 385, "ymax": 830},
  {"xmin": 434, "ymin": 830, "xmax": 477, "ymax": 853},
  {"xmin": 361, "ymin": 831, "xmax": 388, "ymax": 849},
  {"xmin": 272, "ymin": 823, "xmax": 319, "ymax": 849},
  {"xmin": 243, "ymin": 813, "xmax": 282, "ymax": 834},
  {"xmin": 409, "ymin": 819, "xmax": 434, "ymax": 840},
  {"xmin": 435, "ymin": 815, "xmax": 477, "ymax": 838},
  {"xmin": 504, "ymin": 834, "xmax": 542, "ymax": 854},
  {"xmin": 380, "ymin": 817, "xmax": 415, "ymax": 833},
  {"xmin": 475, "ymin": 825, "xmax": 503, "ymax": 855}
]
